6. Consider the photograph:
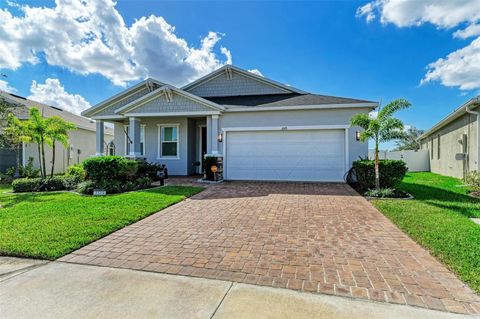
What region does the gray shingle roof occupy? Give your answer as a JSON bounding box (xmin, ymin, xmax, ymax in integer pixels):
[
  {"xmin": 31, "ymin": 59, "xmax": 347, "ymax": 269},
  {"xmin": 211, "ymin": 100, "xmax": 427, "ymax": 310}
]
[
  {"xmin": 204, "ymin": 93, "xmax": 375, "ymax": 108},
  {"xmin": 0, "ymin": 91, "xmax": 113, "ymax": 134}
]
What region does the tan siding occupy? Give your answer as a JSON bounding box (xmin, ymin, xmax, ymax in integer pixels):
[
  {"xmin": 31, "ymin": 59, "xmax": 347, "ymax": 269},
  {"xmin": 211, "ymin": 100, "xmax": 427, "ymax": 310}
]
[{"xmin": 421, "ymin": 113, "xmax": 477, "ymax": 179}]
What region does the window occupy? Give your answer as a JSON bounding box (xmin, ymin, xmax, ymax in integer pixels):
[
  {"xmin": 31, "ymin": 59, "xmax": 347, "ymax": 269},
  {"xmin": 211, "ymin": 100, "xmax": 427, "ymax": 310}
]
[
  {"xmin": 158, "ymin": 124, "xmax": 179, "ymax": 158},
  {"xmin": 124, "ymin": 125, "xmax": 145, "ymax": 156},
  {"xmin": 437, "ymin": 134, "xmax": 441, "ymax": 159}
]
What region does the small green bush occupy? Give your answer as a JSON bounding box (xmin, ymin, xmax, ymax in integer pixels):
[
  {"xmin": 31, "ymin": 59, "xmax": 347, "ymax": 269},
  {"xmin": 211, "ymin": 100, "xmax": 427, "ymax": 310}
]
[
  {"xmin": 352, "ymin": 159, "xmax": 408, "ymax": 190},
  {"xmin": 66, "ymin": 164, "xmax": 85, "ymax": 181},
  {"xmin": 465, "ymin": 171, "xmax": 480, "ymax": 191},
  {"xmin": 76, "ymin": 180, "xmax": 96, "ymax": 195},
  {"xmin": 365, "ymin": 188, "xmax": 395, "ymax": 198}
]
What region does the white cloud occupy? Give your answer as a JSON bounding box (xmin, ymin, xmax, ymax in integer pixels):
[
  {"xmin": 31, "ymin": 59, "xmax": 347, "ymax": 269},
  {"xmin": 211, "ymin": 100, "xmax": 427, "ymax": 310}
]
[
  {"xmin": 422, "ymin": 37, "xmax": 480, "ymax": 90},
  {"xmin": 357, "ymin": 0, "xmax": 480, "ymax": 91},
  {"xmin": 28, "ymin": 78, "xmax": 91, "ymax": 114},
  {"xmin": 0, "ymin": 0, "xmax": 231, "ymax": 87},
  {"xmin": 0, "ymin": 79, "xmax": 17, "ymax": 93},
  {"xmin": 453, "ymin": 24, "xmax": 480, "ymax": 39},
  {"xmin": 248, "ymin": 69, "xmax": 263, "ymax": 77}
]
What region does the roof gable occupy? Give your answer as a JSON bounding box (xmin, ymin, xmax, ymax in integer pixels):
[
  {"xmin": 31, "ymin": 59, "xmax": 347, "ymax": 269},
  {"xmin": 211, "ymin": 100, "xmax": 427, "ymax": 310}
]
[
  {"xmin": 81, "ymin": 78, "xmax": 164, "ymax": 117},
  {"xmin": 182, "ymin": 65, "xmax": 304, "ymax": 97},
  {"xmin": 117, "ymin": 85, "xmax": 224, "ymax": 116}
]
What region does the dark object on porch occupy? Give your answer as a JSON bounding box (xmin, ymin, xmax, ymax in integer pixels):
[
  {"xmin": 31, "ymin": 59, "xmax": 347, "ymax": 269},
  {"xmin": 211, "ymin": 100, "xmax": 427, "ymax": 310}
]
[{"xmin": 203, "ymin": 156, "xmax": 223, "ymax": 181}]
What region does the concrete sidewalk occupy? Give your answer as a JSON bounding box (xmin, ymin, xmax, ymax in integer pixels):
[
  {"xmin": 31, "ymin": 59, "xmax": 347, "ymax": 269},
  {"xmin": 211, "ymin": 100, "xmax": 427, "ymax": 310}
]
[{"xmin": 0, "ymin": 258, "xmax": 472, "ymax": 319}]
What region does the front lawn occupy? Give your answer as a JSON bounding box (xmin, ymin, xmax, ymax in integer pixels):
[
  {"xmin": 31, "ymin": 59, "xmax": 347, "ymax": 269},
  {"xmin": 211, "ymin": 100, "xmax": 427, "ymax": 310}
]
[
  {"xmin": 0, "ymin": 185, "xmax": 203, "ymax": 260},
  {"xmin": 372, "ymin": 172, "xmax": 480, "ymax": 292}
]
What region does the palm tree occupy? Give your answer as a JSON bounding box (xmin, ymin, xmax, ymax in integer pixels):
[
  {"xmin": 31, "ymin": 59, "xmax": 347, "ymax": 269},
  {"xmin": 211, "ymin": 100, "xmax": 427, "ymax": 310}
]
[
  {"xmin": 394, "ymin": 126, "xmax": 424, "ymax": 151},
  {"xmin": 26, "ymin": 108, "xmax": 49, "ymax": 179},
  {"xmin": 350, "ymin": 99, "xmax": 411, "ymax": 190},
  {"xmin": 45, "ymin": 116, "xmax": 76, "ymax": 177}
]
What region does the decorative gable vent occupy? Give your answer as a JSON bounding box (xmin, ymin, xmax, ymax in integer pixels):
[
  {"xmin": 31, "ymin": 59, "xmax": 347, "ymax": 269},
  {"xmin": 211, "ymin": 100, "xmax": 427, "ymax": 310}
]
[
  {"xmin": 163, "ymin": 88, "xmax": 173, "ymax": 102},
  {"xmin": 146, "ymin": 80, "xmax": 156, "ymax": 92},
  {"xmin": 225, "ymin": 66, "xmax": 233, "ymax": 80}
]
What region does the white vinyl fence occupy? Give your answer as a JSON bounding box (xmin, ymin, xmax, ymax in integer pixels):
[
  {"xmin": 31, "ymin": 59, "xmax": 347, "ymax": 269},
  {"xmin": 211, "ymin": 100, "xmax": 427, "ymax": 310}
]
[{"xmin": 368, "ymin": 149, "xmax": 430, "ymax": 172}]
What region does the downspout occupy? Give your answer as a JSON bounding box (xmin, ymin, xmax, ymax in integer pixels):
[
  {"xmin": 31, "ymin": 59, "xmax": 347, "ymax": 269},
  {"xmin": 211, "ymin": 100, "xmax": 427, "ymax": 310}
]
[{"xmin": 465, "ymin": 97, "xmax": 480, "ymax": 171}]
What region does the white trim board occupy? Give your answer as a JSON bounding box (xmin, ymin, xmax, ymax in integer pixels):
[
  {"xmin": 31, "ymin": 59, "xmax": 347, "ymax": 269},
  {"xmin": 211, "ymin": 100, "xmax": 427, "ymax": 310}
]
[
  {"xmin": 222, "ymin": 125, "xmax": 349, "ymax": 132},
  {"xmin": 224, "ymin": 103, "xmax": 377, "ymax": 112},
  {"xmin": 157, "ymin": 123, "xmax": 180, "ymax": 160},
  {"xmin": 125, "ymin": 111, "xmax": 220, "ymax": 117}
]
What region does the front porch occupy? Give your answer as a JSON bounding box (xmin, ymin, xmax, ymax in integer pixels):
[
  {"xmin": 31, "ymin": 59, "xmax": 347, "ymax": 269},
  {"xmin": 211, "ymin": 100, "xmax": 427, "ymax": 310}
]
[{"xmin": 95, "ymin": 114, "xmax": 222, "ymax": 176}]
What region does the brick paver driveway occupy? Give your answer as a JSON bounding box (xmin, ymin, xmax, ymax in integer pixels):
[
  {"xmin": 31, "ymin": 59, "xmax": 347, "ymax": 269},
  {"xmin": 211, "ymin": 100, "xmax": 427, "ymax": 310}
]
[{"xmin": 61, "ymin": 182, "xmax": 480, "ymax": 315}]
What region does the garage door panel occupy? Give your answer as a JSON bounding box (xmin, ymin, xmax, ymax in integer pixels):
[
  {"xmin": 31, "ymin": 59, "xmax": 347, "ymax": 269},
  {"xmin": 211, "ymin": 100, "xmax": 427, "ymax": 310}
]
[{"xmin": 225, "ymin": 129, "xmax": 345, "ymax": 182}]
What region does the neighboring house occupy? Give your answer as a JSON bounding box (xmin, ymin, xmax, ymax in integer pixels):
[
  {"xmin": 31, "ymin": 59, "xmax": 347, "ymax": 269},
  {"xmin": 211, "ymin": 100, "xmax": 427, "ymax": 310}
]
[
  {"xmin": 419, "ymin": 96, "xmax": 480, "ymax": 179},
  {"xmin": 82, "ymin": 65, "xmax": 377, "ymax": 182},
  {"xmin": 0, "ymin": 91, "xmax": 114, "ymax": 174}
]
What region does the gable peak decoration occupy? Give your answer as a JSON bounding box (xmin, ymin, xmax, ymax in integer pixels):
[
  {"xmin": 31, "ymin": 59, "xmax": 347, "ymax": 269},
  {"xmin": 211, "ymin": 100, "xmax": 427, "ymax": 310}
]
[
  {"xmin": 225, "ymin": 66, "xmax": 233, "ymax": 80},
  {"xmin": 162, "ymin": 87, "xmax": 173, "ymax": 102}
]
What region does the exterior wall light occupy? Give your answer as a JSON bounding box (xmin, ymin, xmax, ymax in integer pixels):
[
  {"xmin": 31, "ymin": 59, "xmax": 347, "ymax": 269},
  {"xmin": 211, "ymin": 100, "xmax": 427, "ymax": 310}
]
[
  {"xmin": 217, "ymin": 133, "xmax": 223, "ymax": 143},
  {"xmin": 355, "ymin": 131, "xmax": 361, "ymax": 141}
]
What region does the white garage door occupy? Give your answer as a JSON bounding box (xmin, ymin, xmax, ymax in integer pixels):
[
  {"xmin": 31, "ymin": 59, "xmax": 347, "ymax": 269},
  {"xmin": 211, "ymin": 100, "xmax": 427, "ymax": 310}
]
[{"xmin": 225, "ymin": 129, "xmax": 346, "ymax": 182}]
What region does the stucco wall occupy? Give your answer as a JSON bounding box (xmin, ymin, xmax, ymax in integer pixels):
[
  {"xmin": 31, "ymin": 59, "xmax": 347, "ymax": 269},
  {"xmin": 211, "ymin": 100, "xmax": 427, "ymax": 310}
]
[
  {"xmin": 219, "ymin": 108, "xmax": 370, "ymax": 168},
  {"xmin": 113, "ymin": 117, "xmax": 190, "ymax": 175},
  {"xmin": 112, "ymin": 108, "xmax": 370, "ymax": 176},
  {"xmin": 24, "ymin": 128, "xmax": 113, "ymax": 174},
  {"xmin": 420, "ymin": 112, "xmax": 477, "ymax": 179}
]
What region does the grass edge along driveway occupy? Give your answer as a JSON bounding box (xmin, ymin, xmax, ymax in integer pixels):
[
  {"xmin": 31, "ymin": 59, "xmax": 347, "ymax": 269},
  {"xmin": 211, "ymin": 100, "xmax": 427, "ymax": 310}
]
[
  {"xmin": 0, "ymin": 185, "xmax": 203, "ymax": 260},
  {"xmin": 372, "ymin": 172, "xmax": 480, "ymax": 293}
]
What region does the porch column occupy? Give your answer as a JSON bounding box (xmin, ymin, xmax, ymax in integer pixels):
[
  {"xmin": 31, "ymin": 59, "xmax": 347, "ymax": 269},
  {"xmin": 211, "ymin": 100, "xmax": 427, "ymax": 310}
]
[
  {"xmin": 129, "ymin": 117, "xmax": 141, "ymax": 157},
  {"xmin": 95, "ymin": 120, "xmax": 104, "ymax": 156},
  {"xmin": 206, "ymin": 116, "xmax": 212, "ymax": 154},
  {"xmin": 211, "ymin": 115, "xmax": 219, "ymax": 154}
]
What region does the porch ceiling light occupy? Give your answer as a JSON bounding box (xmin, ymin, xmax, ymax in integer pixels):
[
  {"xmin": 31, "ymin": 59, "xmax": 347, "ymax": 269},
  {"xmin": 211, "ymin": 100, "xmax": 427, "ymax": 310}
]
[{"xmin": 217, "ymin": 133, "xmax": 223, "ymax": 143}]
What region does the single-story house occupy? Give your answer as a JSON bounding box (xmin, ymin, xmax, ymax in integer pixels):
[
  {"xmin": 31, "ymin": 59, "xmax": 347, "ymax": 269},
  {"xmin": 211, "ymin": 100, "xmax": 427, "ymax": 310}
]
[
  {"xmin": 0, "ymin": 91, "xmax": 114, "ymax": 174},
  {"xmin": 82, "ymin": 65, "xmax": 377, "ymax": 182},
  {"xmin": 419, "ymin": 96, "xmax": 480, "ymax": 179}
]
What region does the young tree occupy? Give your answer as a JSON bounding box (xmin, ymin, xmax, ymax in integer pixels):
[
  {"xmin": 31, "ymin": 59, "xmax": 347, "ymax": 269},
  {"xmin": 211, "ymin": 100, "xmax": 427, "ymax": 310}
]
[
  {"xmin": 3, "ymin": 113, "xmax": 30, "ymax": 177},
  {"xmin": 45, "ymin": 116, "xmax": 76, "ymax": 177},
  {"xmin": 394, "ymin": 126, "xmax": 424, "ymax": 151},
  {"xmin": 26, "ymin": 107, "xmax": 49, "ymax": 179},
  {"xmin": 350, "ymin": 99, "xmax": 411, "ymax": 190}
]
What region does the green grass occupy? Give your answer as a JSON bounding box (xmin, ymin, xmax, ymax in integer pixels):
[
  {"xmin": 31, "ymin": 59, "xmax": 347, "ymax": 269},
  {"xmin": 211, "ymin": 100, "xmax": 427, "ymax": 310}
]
[
  {"xmin": 0, "ymin": 185, "xmax": 203, "ymax": 260},
  {"xmin": 372, "ymin": 172, "xmax": 480, "ymax": 292}
]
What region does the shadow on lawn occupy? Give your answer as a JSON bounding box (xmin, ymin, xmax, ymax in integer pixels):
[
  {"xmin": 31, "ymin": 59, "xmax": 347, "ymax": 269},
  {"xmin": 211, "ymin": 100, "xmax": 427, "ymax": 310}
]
[
  {"xmin": 0, "ymin": 192, "xmax": 53, "ymax": 209},
  {"xmin": 401, "ymin": 182, "xmax": 480, "ymax": 218}
]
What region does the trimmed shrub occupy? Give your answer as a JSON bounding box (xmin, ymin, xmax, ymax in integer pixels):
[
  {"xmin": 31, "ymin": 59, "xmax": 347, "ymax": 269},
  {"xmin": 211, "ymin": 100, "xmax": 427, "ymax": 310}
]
[
  {"xmin": 12, "ymin": 178, "xmax": 43, "ymax": 192},
  {"xmin": 352, "ymin": 159, "xmax": 408, "ymax": 190},
  {"xmin": 76, "ymin": 180, "xmax": 96, "ymax": 195},
  {"xmin": 66, "ymin": 164, "xmax": 85, "ymax": 181},
  {"xmin": 12, "ymin": 175, "xmax": 82, "ymax": 193},
  {"xmin": 83, "ymin": 156, "xmax": 137, "ymax": 184}
]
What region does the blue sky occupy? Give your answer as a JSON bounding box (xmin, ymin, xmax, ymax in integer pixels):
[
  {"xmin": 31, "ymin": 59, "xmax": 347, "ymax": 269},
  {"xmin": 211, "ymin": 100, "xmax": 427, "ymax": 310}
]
[{"xmin": 1, "ymin": 0, "xmax": 479, "ymax": 149}]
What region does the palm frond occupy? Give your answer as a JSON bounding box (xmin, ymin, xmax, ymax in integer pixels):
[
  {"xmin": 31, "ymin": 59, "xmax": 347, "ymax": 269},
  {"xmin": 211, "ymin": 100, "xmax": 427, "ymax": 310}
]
[
  {"xmin": 350, "ymin": 113, "xmax": 371, "ymax": 130},
  {"xmin": 378, "ymin": 98, "xmax": 411, "ymax": 120}
]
